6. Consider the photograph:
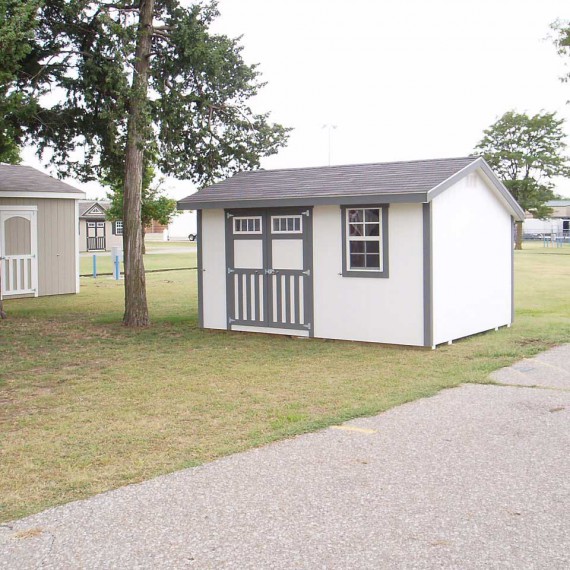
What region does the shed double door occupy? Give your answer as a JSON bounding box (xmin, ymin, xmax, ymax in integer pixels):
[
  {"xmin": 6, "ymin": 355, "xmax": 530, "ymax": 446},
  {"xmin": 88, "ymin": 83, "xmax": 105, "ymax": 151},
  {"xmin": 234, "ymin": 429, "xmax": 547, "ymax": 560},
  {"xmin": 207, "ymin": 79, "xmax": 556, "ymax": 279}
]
[
  {"xmin": 226, "ymin": 208, "xmax": 313, "ymax": 334},
  {"xmin": 86, "ymin": 221, "xmax": 106, "ymax": 251}
]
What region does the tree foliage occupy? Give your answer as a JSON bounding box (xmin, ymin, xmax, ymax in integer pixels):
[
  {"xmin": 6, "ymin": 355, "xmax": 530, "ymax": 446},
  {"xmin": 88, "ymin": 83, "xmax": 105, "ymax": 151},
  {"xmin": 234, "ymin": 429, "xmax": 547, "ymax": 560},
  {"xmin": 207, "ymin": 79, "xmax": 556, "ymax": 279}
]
[
  {"xmin": 475, "ymin": 111, "xmax": 570, "ymax": 217},
  {"xmin": 551, "ymin": 19, "xmax": 570, "ymax": 84},
  {"xmin": 105, "ymin": 165, "xmax": 179, "ymax": 239},
  {"xmin": 14, "ymin": 0, "xmax": 289, "ymax": 186},
  {"xmin": 0, "ymin": 0, "xmax": 39, "ymax": 163},
  {"xmin": 475, "ymin": 110, "xmax": 570, "ymax": 249},
  {"xmin": 9, "ymin": 0, "xmax": 290, "ymax": 325}
]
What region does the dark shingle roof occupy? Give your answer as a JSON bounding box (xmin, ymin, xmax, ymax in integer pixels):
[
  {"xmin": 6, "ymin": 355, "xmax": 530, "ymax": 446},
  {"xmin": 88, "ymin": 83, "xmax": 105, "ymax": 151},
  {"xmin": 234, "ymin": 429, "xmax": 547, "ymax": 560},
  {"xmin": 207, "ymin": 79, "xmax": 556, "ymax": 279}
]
[
  {"xmin": 0, "ymin": 164, "xmax": 85, "ymax": 196},
  {"xmin": 178, "ymin": 157, "xmax": 478, "ymax": 208}
]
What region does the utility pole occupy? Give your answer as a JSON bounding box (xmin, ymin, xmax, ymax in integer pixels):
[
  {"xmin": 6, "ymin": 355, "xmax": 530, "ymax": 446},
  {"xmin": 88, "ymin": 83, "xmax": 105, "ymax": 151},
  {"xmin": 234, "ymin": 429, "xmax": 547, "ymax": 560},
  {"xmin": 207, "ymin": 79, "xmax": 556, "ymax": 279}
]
[{"xmin": 322, "ymin": 124, "xmax": 337, "ymax": 166}]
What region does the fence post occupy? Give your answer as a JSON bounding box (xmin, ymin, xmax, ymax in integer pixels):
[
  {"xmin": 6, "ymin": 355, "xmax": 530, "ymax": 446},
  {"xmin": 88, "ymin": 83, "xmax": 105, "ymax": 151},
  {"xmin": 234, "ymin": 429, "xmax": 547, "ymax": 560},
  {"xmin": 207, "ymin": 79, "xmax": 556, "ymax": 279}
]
[{"xmin": 92, "ymin": 254, "xmax": 97, "ymax": 278}]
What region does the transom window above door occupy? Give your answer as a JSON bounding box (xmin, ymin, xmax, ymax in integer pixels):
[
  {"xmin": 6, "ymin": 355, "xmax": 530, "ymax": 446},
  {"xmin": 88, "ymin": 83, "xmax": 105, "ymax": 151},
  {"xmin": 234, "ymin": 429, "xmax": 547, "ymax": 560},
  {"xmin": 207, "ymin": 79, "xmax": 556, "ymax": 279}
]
[
  {"xmin": 271, "ymin": 215, "xmax": 302, "ymax": 234},
  {"xmin": 233, "ymin": 216, "xmax": 262, "ymax": 234},
  {"xmin": 342, "ymin": 206, "xmax": 389, "ymax": 278}
]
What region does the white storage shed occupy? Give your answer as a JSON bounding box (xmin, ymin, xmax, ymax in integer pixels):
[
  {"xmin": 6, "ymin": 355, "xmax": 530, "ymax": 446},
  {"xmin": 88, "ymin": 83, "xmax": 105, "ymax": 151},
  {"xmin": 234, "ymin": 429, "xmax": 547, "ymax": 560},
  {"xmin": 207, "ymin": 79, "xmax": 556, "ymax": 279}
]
[{"xmin": 178, "ymin": 157, "xmax": 524, "ymax": 348}]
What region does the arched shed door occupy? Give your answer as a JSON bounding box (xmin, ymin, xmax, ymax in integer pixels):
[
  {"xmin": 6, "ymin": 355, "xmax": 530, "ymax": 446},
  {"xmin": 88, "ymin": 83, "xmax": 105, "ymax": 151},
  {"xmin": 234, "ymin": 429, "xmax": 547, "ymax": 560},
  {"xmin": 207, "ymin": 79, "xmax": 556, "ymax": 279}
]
[
  {"xmin": 225, "ymin": 208, "xmax": 313, "ymax": 335},
  {"xmin": 0, "ymin": 208, "xmax": 38, "ymax": 297}
]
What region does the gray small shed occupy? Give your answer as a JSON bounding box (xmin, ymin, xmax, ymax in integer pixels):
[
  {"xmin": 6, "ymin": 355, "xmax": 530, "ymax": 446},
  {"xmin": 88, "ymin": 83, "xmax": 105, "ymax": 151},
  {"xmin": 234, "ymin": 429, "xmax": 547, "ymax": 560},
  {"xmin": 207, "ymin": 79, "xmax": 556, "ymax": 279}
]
[
  {"xmin": 0, "ymin": 164, "xmax": 85, "ymax": 298},
  {"xmin": 178, "ymin": 156, "xmax": 525, "ymax": 348}
]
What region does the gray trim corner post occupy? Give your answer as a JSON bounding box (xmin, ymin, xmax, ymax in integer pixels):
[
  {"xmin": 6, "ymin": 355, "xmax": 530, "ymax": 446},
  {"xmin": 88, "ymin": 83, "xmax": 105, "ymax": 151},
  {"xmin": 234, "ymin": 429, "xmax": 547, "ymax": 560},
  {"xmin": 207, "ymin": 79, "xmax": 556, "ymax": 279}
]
[
  {"xmin": 423, "ymin": 202, "xmax": 433, "ymax": 348},
  {"xmin": 197, "ymin": 210, "xmax": 204, "ymax": 329},
  {"xmin": 511, "ymin": 215, "xmax": 515, "ymax": 325}
]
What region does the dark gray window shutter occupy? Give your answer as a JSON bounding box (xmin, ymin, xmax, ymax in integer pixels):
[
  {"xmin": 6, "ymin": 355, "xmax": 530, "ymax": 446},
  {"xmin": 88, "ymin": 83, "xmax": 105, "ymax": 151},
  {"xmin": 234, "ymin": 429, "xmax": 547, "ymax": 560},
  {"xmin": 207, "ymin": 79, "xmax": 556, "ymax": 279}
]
[{"xmin": 112, "ymin": 221, "xmax": 117, "ymax": 235}]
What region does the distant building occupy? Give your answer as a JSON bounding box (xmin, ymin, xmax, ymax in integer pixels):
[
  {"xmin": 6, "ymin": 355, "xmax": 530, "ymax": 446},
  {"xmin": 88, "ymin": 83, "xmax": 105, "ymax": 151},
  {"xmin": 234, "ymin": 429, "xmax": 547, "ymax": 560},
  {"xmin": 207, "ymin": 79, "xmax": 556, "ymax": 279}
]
[
  {"xmin": 79, "ymin": 200, "xmax": 123, "ymax": 252},
  {"xmin": 522, "ymin": 199, "xmax": 570, "ymax": 238},
  {"xmin": 0, "ymin": 164, "xmax": 85, "ymax": 298}
]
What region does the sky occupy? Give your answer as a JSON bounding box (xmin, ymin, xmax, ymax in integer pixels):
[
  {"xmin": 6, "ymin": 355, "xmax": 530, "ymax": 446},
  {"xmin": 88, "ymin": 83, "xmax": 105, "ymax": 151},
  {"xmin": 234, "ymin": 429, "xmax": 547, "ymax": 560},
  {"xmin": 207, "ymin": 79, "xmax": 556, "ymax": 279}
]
[{"xmin": 22, "ymin": 0, "xmax": 570, "ymax": 199}]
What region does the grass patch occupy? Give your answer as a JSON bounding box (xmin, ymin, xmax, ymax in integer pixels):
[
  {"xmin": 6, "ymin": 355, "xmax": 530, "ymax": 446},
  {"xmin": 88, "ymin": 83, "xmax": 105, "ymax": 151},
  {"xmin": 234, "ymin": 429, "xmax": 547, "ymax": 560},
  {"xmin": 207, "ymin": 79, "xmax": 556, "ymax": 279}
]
[
  {"xmin": 1, "ymin": 246, "xmax": 569, "ymax": 522},
  {"xmin": 79, "ymin": 241, "xmax": 197, "ymax": 275}
]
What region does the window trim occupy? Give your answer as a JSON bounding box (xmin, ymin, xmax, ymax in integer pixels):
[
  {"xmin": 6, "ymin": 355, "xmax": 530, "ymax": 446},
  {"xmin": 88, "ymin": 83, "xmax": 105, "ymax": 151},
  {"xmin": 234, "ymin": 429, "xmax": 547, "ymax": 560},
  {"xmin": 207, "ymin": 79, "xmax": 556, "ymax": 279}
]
[
  {"xmin": 114, "ymin": 220, "xmax": 123, "ymax": 236},
  {"xmin": 271, "ymin": 215, "xmax": 303, "ymax": 234},
  {"xmin": 341, "ymin": 205, "xmax": 389, "ymax": 278},
  {"xmin": 233, "ymin": 216, "xmax": 263, "ymax": 235}
]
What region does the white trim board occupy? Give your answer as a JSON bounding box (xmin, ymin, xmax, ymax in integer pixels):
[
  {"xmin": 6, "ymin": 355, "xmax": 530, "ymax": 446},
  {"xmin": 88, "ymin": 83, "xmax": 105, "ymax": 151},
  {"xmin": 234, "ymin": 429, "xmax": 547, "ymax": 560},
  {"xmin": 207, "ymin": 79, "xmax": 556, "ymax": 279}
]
[
  {"xmin": 0, "ymin": 205, "xmax": 38, "ymax": 211},
  {"xmin": 231, "ymin": 324, "xmax": 310, "ymax": 337},
  {"xmin": 0, "ymin": 192, "xmax": 85, "ymax": 200}
]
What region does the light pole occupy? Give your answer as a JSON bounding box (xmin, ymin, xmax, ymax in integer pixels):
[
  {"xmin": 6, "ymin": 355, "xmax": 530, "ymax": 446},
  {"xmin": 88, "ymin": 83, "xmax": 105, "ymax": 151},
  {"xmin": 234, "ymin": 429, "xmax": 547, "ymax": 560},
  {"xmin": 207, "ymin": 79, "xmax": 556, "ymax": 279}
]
[{"xmin": 322, "ymin": 124, "xmax": 337, "ymax": 166}]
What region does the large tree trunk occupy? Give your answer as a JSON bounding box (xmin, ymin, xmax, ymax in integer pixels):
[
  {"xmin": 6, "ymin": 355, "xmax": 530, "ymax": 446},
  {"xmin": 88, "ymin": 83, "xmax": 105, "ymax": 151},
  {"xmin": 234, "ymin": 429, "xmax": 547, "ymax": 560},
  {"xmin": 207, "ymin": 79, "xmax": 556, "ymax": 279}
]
[
  {"xmin": 122, "ymin": 0, "xmax": 155, "ymax": 327},
  {"xmin": 515, "ymin": 220, "xmax": 523, "ymax": 251}
]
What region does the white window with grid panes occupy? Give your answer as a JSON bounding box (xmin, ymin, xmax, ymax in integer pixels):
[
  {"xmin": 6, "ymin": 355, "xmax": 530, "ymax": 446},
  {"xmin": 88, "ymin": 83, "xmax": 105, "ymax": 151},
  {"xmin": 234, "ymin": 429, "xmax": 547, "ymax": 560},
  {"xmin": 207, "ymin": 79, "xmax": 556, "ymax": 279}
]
[
  {"xmin": 346, "ymin": 207, "xmax": 382, "ymax": 271},
  {"xmin": 271, "ymin": 215, "xmax": 302, "ymax": 234},
  {"xmin": 115, "ymin": 221, "xmax": 123, "ymax": 236},
  {"xmin": 233, "ymin": 216, "xmax": 262, "ymax": 234}
]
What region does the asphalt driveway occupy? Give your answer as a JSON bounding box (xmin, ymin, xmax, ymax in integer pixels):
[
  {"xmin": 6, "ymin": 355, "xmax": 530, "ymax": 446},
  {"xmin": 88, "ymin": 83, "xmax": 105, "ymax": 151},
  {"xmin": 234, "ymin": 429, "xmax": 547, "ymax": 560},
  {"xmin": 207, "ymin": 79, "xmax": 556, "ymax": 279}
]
[{"xmin": 1, "ymin": 345, "xmax": 569, "ymax": 569}]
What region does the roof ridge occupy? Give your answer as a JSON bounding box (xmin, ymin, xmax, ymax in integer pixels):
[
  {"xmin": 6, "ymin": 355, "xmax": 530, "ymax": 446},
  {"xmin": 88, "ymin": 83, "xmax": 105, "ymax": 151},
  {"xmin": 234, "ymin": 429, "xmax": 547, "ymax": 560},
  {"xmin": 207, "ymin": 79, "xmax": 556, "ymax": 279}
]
[{"xmin": 245, "ymin": 156, "xmax": 477, "ymax": 176}]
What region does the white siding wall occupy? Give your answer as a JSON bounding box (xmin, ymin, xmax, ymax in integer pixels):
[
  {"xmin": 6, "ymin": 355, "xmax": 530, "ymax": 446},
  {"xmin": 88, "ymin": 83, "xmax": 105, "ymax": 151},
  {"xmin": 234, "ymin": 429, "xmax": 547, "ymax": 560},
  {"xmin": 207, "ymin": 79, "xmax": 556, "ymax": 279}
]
[
  {"xmin": 201, "ymin": 209, "xmax": 227, "ymax": 329},
  {"xmin": 431, "ymin": 172, "xmax": 512, "ymax": 345},
  {"xmin": 312, "ymin": 204, "xmax": 424, "ymax": 345}
]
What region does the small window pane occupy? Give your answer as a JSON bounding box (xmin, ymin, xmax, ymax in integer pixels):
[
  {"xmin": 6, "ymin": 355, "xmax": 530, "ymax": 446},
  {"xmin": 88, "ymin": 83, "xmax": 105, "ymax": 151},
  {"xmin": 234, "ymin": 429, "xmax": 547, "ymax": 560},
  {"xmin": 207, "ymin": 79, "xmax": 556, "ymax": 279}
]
[
  {"xmin": 294, "ymin": 218, "xmax": 300, "ymax": 231},
  {"xmin": 365, "ymin": 224, "xmax": 380, "ymax": 237},
  {"xmin": 350, "ymin": 241, "xmax": 365, "ymax": 254},
  {"xmin": 348, "ymin": 209, "xmax": 363, "ymax": 223},
  {"xmin": 366, "ymin": 254, "xmax": 380, "ymax": 268},
  {"xmin": 366, "ymin": 241, "xmax": 380, "ymax": 254},
  {"xmin": 254, "ymin": 219, "xmax": 260, "ymax": 232},
  {"xmin": 350, "ymin": 254, "xmax": 365, "ymax": 268},
  {"xmin": 349, "ymin": 223, "xmax": 363, "ymax": 236},
  {"xmin": 365, "ymin": 209, "xmax": 380, "ymax": 222},
  {"xmin": 273, "ymin": 219, "xmax": 279, "ymax": 232}
]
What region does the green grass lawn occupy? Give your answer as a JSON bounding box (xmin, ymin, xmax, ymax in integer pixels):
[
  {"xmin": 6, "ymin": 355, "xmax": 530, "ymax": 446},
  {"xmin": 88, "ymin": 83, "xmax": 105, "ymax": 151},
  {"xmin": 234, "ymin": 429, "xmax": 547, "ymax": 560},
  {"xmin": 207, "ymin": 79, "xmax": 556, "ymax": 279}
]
[
  {"xmin": 1, "ymin": 244, "xmax": 569, "ymax": 522},
  {"xmin": 80, "ymin": 241, "xmax": 197, "ymax": 275}
]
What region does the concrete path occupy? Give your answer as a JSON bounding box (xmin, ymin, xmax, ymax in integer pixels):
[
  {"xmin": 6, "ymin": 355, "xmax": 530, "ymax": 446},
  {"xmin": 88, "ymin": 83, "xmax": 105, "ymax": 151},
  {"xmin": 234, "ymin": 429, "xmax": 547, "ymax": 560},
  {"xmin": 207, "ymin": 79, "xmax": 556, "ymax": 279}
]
[{"xmin": 2, "ymin": 347, "xmax": 569, "ymax": 569}]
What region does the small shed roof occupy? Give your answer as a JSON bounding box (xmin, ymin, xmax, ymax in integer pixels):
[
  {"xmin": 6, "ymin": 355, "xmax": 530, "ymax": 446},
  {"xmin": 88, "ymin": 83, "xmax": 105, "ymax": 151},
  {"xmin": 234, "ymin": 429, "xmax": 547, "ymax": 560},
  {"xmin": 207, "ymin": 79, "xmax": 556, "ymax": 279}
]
[
  {"xmin": 177, "ymin": 156, "xmax": 524, "ymax": 220},
  {"xmin": 79, "ymin": 200, "xmax": 111, "ymax": 217},
  {"xmin": 0, "ymin": 164, "xmax": 85, "ymax": 199},
  {"xmin": 547, "ymin": 199, "xmax": 570, "ymax": 207}
]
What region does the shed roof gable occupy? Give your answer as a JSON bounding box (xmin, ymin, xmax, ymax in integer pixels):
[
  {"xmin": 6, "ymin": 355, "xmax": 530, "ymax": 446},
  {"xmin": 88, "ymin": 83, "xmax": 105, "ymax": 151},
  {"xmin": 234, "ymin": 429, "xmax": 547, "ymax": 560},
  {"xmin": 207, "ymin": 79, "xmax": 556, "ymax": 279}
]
[{"xmin": 79, "ymin": 200, "xmax": 110, "ymax": 217}]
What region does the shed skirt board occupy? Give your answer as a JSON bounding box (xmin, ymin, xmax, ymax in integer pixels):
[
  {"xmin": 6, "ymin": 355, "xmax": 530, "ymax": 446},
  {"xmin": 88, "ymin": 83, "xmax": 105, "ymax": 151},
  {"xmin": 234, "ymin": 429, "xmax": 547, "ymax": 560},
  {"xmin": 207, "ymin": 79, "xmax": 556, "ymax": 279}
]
[
  {"xmin": 0, "ymin": 208, "xmax": 38, "ymax": 298},
  {"xmin": 225, "ymin": 208, "xmax": 314, "ymax": 335}
]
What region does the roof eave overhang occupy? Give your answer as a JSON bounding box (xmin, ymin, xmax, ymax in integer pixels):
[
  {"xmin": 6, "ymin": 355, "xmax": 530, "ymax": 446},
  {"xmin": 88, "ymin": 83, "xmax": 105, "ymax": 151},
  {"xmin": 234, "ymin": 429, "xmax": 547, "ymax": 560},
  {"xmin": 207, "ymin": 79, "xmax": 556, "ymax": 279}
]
[
  {"xmin": 177, "ymin": 192, "xmax": 428, "ymax": 210},
  {"xmin": 0, "ymin": 191, "xmax": 86, "ymax": 200}
]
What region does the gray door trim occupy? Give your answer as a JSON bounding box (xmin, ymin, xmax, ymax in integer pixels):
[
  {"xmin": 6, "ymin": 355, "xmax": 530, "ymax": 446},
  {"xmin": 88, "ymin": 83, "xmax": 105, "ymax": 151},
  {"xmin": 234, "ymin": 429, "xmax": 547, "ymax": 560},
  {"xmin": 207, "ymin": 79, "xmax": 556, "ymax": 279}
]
[
  {"xmin": 423, "ymin": 203, "xmax": 433, "ymax": 348},
  {"xmin": 225, "ymin": 207, "xmax": 313, "ymax": 334}
]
